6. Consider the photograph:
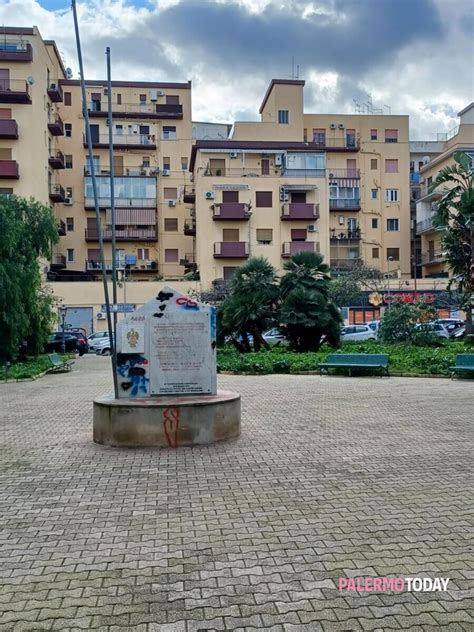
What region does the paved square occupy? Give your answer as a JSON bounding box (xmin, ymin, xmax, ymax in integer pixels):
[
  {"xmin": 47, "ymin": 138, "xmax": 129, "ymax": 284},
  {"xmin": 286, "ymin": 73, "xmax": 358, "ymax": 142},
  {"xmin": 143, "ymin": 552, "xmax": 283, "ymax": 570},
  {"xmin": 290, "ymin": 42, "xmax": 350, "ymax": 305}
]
[{"xmin": 0, "ymin": 356, "xmax": 473, "ymax": 631}]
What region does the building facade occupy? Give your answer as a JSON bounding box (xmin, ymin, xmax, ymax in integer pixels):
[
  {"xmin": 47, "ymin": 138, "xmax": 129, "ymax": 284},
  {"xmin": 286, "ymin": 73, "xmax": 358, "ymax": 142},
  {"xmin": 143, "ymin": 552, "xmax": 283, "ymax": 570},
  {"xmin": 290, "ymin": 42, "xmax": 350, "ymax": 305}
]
[
  {"xmin": 189, "ymin": 79, "xmax": 411, "ymax": 287},
  {"xmin": 415, "ymin": 103, "xmax": 474, "ymax": 278}
]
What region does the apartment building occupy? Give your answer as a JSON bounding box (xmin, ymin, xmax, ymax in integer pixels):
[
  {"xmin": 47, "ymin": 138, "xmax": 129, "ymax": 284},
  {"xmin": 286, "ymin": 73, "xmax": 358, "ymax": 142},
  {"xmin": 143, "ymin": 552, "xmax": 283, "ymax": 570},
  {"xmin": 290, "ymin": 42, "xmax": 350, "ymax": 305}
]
[
  {"xmin": 0, "ymin": 26, "xmax": 67, "ymax": 240},
  {"xmin": 415, "ymin": 103, "xmax": 474, "ymax": 278},
  {"xmin": 189, "ymin": 79, "xmax": 411, "ymax": 287},
  {"xmin": 51, "ymin": 79, "xmax": 194, "ymax": 281}
]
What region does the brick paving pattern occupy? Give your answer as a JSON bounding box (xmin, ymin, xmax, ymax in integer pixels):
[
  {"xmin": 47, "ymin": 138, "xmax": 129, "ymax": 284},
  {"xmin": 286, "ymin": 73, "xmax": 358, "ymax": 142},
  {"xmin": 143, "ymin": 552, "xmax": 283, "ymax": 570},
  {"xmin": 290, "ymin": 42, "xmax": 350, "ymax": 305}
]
[{"xmin": 0, "ymin": 355, "xmax": 473, "ymax": 631}]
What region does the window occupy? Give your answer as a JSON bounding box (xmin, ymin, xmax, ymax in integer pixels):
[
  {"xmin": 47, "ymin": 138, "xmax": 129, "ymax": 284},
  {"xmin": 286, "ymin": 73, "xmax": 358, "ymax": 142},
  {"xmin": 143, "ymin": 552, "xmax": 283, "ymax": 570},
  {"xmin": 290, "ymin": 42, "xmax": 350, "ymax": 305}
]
[
  {"xmin": 66, "ymin": 186, "xmax": 73, "ymax": 198},
  {"xmin": 64, "ymin": 92, "xmax": 71, "ymax": 106},
  {"xmin": 278, "ymin": 110, "xmax": 289, "ymax": 124},
  {"xmin": 385, "ymin": 129, "xmax": 398, "ymax": 143},
  {"xmin": 255, "ymin": 191, "xmax": 272, "ymax": 207},
  {"xmin": 387, "ymin": 218, "xmax": 400, "ymax": 231},
  {"xmin": 163, "ymin": 187, "xmax": 177, "ymax": 200},
  {"xmin": 181, "ymin": 157, "xmax": 188, "ymax": 171},
  {"xmin": 164, "ymin": 248, "xmax": 178, "ymax": 263},
  {"xmin": 286, "ymin": 152, "xmax": 325, "ymax": 172},
  {"xmin": 291, "ymin": 228, "xmax": 307, "ymax": 241},
  {"xmin": 370, "ymin": 129, "xmax": 377, "ymax": 141},
  {"xmin": 64, "ymin": 123, "xmax": 72, "ymax": 138},
  {"xmin": 256, "ymin": 228, "xmax": 273, "ymax": 244},
  {"xmin": 139, "ymin": 94, "xmax": 146, "ymax": 103},
  {"xmin": 346, "ymin": 129, "xmax": 356, "ymax": 148},
  {"xmin": 371, "ymin": 189, "xmax": 378, "ymax": 200},
  {"xmin": 346, "ymin": 159, "xmax": 357, "ymax": 177},
  {"xmin": 385, "ymin": 159, "xmax": 398, "ymax": 173},
  {"xmin": 142, "ymin": 156, "xmax": 150, "ymax": 168},
  {"xmin": 0, "ymin": 148, "xmax": 12, "ymax": 159},
  {"xmin": 163, "ymin": 156, "xmax": 170, "ymax": 170},
  {"xmin": 115, "ymin": 124, "xmax": 123, "ymax": 135},
  {"xmin": 162, "ymin": 126, "xmax": 176, "ymax": 140},
  {"xmin": 223, "ymin": 228, "xmax": 239, "ymax": 241},
  {"xmin": 67, "ymin": 248, "xmax": 74, "ymax": 262},
  {"xmin": 117, "ymin": 94, "xmax": 122, "ymax": 105},
  {"xmin": 222, "ymin": 190, "xmax": 238, "ymax": 203},
  {"xmin": 66, "ymin": 217, "xmax": 74, "ymax": 232},
  {"xmin": 209, "ymin": 158, "xmax": 225, "ymax": 176},
  {"xmin": 261, "ymin": 159, "xmax": 270, "ymax": 175},
  {"xmin": 313, "ymin": 128, "xmax": 326, "ymax": 145},
  {"xmin": 371, "ymin": 159, "xmax": 378, "ymax": 170},
  {"xmin": 164, "ymin": 218, "xmax": 178, "ymax": 231},
  {"xmin": 137, "ymin": 248, "xmax": 149, "ymax": 260},
  {"xmin": 0, "ymin": 187, "xmax": 13, "ymax": 197},
  {"xmin": 387, "ymin": 248, "xmax": 399, "ymax": 261},
  {"xmin": 372, "ymin": 218, "xmax": 378, "ymax": 229},
  {"xmin": 65, "ymin": 155, "xmax": 73, "ymax": 169},
  {"xmin": 372, "ymin": 247, "xmax": 379, "ymax": 259},
  {"xmin": 385, "ymin": 189, "xmax": 399, "ymax": 202},
  {"xmin": 223, "ymin": 267, "xmax": 238, "ymax": 282},
  {"xmin": 166, "ymin": 95, "xmax": 179, "ymax": 105}
]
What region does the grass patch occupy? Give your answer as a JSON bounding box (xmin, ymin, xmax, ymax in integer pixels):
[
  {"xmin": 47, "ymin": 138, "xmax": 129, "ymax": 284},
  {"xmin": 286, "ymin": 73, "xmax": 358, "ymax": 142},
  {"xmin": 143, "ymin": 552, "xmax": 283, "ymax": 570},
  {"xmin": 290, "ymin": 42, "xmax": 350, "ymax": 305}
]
[
  {"xmin": 217, "ymin": 341, "xmax": 471, "ymax": 377},
  {"xmin": 0, "ymin": 355, "xmax": 55, "ymax": 380}
]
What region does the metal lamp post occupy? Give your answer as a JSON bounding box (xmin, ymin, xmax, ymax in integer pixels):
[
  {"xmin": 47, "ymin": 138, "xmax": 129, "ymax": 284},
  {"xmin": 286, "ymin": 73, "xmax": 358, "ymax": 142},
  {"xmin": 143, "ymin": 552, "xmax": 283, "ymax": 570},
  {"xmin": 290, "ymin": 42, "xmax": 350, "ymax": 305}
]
[
  {"xmin": 387, "ymin": 256, "xmax": 394, "ymax": 309},
  {"xmin": 60, "ymin": 305, "xmax": 67, "ymax": 354}
]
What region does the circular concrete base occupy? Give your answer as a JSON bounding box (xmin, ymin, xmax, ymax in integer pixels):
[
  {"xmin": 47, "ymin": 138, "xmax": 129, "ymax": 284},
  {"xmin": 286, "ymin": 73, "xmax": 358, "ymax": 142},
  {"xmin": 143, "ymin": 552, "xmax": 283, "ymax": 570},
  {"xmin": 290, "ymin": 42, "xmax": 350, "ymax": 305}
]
[{"xmin": 93, "ymin": 390, "xmax": 241, "ymax": 448}]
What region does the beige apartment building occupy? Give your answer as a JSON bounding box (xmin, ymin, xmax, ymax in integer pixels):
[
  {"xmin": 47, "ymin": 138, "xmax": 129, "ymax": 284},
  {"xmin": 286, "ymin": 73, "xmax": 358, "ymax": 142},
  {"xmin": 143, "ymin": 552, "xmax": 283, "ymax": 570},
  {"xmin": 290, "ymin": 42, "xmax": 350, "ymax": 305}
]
[
  {"xmin": 415, "ymin": 103, "xmax": 474, "ymax": 278},
  {"xmin": 188, "ymin": 79, "xmax": 411, "ymax": 287}
]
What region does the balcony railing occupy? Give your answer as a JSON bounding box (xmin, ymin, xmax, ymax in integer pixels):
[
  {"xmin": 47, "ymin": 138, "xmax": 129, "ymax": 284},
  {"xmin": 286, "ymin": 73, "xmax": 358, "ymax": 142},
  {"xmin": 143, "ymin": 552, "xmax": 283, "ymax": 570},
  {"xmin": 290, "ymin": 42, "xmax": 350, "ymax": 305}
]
[
  {"xmin": 330, "ymin": 258, "xmax": 362, "ymax": 269},
  {"xmin": 126, "ymin": 259, "xmax": 158, "ymax": 272},
  {"xmin": 0, "ymin": 41, "xmax": 33, "ymax": 62},
  {"xmin": 49, "ymin": 184, "xmax": 66, "ymax": 202},
  {"xmin": 281, "ymin": 203, "xmax": 319, "ymax": 221},
  {"xmin": 84, "ymin": 133, "xmax": 157, "ymax": 148},
  {"xmin": 86, "ymin": 260, "xmax": 125, "ymax": 272},
  {"xmin": 47, "ymin": 113, "xmax": 64, "ymax": 136},
  {"xmin": 0, "ymin": 119, "xmax": 18, "ymax": 139},
  {"xmin": 87, "ymin": 101, "xmax": 183, "ymax": 119},
  {"xmin": 328, "ymin": 168, "xmax": 360, "ymax": 179},
  {"xmin": 312, "ymin": 137, "xmax": 360, "ymax": 150},
  {"xmin": 50, "ymin": 253, "xmax": 66, "ymax": 268},
  {"xmin": 184, "ymin": 221, "xmax": 196, "ymax": 236},
  {"xmin": 419, "ymin": 185, "xmax": 442, "ymax": 201},
  {"xmin": 420, "ymin": 250, "xmax": 445, "ymax": 266},
  {"xmin": 85, "ymin": 227, "xmax": 157, "ymax": 241},
  {"xmin": 214, "ymin": 241, "xmax": 249, "ymax": 258},
  {"xmin": 57, "ymin": 220, "xmax": 66, "ymax": 236},
  {"xmin": 47, "ymin": 82, "xmax": 63, "ymax": 103},
  {"xmin": 329, "ymin": 198, "xmax": 361, "ymax": 210},
  {"xmin": 84, "ymin": 166, "xmax": 159, "ymax": 177},
  {"xmin": 84, "ymin": 196, "xmax": 157, "ymax": 208},
  {"xmin": 183, "ymin": 186, "xmax": 196, "ymax": 203},
  {"xmin": 330, "ymin": 228, "xmax": 361, "ymax": 241},
  {"xmin": 48, "ymin": 151, "xmax": 65, "ymax": 169},
  {"xmin": 0, "ymin": 159, "xmax": 19, "ymax": 178},
  {"xmin": 282, "ymin": 241, "xmax": 318, "ymax": 257},
  {"xmin": 0, "ymin": 79, "xmax": 31, "ymax": 104},
  {"xmin": 416, "ymin": 217, "xmax": 439, "ymax": 234},
  {"xmin": 213, "ymin": 203, "xmax": 251, "ymax": 220}
]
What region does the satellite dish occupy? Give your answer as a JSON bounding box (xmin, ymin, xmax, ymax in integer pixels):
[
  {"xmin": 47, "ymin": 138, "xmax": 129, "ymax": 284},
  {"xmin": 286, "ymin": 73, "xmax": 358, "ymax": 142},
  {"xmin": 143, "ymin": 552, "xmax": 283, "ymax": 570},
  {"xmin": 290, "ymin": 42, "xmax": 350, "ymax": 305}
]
[
  {"xmin": 27, "ymin": 76, "xmax": 34, "ymax": 85},
  {"xmin": 66, "ymin": 67, "xmax": 73, "ymax": 79}
]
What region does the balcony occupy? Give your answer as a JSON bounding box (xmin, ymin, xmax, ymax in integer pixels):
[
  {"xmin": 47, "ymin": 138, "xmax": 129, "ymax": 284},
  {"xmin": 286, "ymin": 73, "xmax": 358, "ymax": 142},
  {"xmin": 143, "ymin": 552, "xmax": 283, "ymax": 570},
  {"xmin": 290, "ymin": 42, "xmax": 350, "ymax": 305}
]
[
  {"xmin": 85, "ymin": 227, "xmax": 157, "ymax": 241},
  {"xmin": 329, "ymin": 198, "xmax": 361, "ymax": 211},
  {"xmin": 330, "ymin": 258, "xmax": 362, "ymax": 269},
  {"xmin": 418, "ymin": 184, "xmax": 442, "ymax": 202},
  {"xmin": 87, "ymin": 101, "xmax": 183, "ymax": 120},
  {"xmin": 281, "ymin": 203, "xmax": 319, "ymax": 221},
  {"xmin": 48, "ymin": 150, "xmax": 65, "ymax": 169},
  {"xmin": 47, "ymin": 114, "xmax": 64, "ymax": 136},
  {"xmin": 86, "ymin": 260, "xmax": 125, "ymax": 272},
  {"xmin": 47, "ymin": 81, "xmax": 63, "ymax": 103},
  {"xmin": 0, "ymin": 160, "xmax": 19, "ymax": 179},
  {"xmin": 0, "ymin": 41, "xmax": 33, "ymax": 62},
  {"xmin": 49, "ymin": 184, "xmax": 66, "ymax": 203},
  {"xmin": 312, "ymin": 137, "xmax": 360, "ymax": 152},
  {"xmin": 84, "ymin": 166, "xmax": 158, "ymax": 177},
  {"xmin": 84, "ymin": 196, "xmax": 156, "ymax": 208},
  {"xmin": 213, "ymin": 241, "xmax": 249, "ymax": 258},
  {"xmin": 0, "ymin": 119, "xmax": 18, "ymax": 139},
  {"xmin": 410, "ymin": 172, "xmax": 421, "ymax": 184},
  {"xmin": 416, "ymin": 217, "xmax": 439, "ymax": 234},
  {"xmin": 328, "ymin": 168, "xmax": 360, "ymax": 181},
  {"xmin": 50, "ymin": 253, "xmax": 66, "ymax": 269},
  {"xmin": 420, "ymin": 250, "xmax": 445, "ymax": 266},
  {"xmin": 282, "ymin": 241, "xmax": 318, "ymax": 257},
  {"xmin": 0, "ymin": 79, "xmax": 31, "ymax": 104},
  {"xmin": 183, "ymin": 186, "xmax": 195, "ymax": 203},
  {"xmin": 57, "ymin": 220, "xmax": 66, "ymax": 236},
  {"xmin": 84, "ymin": 133, "xmax": 156, "ymax": 149},
  {"xmin": 330, "ymin": 228, "xmax": 361, "ymax": 241},
  {"xmin": 184, "ymin": 221, "xmax": 196, "ymax": 236},
  {"xmin": 212, "ymin": 203, "xmax": 250, "ymax": 220}
]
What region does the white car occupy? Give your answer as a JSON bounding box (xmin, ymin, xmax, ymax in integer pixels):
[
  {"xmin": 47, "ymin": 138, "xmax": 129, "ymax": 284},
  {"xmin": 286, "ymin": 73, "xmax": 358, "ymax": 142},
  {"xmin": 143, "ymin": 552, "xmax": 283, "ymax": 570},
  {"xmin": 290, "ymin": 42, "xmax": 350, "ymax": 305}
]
[
  {"xmin": 414, "ymin": 322, "xmax": 449, "ymax": 338},
  {"xmin": 341, "ymin": 325, "xmax": 377, "ymax": 341},
  {"xmin": 88, "ymin": 331, "xmax": 110, "ymax": 343},
  {"xmin": 262, "ymin": 328, "xmax": 287, "ymax": 346},
  {"xmin": 90, "ymin": 337, "xmax": 113, "ymax": 355}
]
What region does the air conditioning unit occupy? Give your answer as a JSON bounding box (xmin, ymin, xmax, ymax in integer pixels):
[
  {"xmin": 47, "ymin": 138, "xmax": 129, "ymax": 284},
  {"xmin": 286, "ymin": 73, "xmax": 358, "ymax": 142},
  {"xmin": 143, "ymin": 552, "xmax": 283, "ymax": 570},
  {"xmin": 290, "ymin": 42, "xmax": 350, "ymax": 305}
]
[
  {"xmin": 161, "ymin": 169, "xmax": 170, "ymax": 176},
  {"xmin": 96, "ymin": 312, "xmax": 106, "ymax": 320},
  {"xmin": 330, "ymin": 123, "xmax": 337, "ymax": 129},
  {"xmin": 168, "ymin": 200, "xmax": 176, "ymax": 207},
  {"xmin": 307, "ymin": 224, "xmax": 318, "ymax": 232},
  {"xmin": 63, "ymin": 197, "xmax": 73, "ymax": 205},
  {"xmin": 338, "ymin": 123, "xmax": 345, "ymax": 129},
  {"xmin": 205, "ymin": 191, "xmax": 215, "ymax": 200},
  {"xmin": 279, "ymin": 186, "xmax": 289, "ymax": 202},
  {"xmin": 229, "ymin": 151, "xmax": 238, "ymax": 158},
  {"xmin": 274, "ymin": 154, "xmax": 283, "ymax": 166},
  {"xmin": 339, "ymin": 216, "xmax": 345, "ymax": 225},
  {"xmin": 149, "ymin": 89, "xmax": 164, "ymax": 101}
]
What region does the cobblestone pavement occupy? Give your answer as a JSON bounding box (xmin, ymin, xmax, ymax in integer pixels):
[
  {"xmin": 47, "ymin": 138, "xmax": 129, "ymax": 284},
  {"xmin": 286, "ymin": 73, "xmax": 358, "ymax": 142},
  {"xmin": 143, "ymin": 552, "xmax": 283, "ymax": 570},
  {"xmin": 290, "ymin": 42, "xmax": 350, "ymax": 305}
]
[{"xmin": 0, "ymin": 355, "xmax": 473, "ymax": 632}]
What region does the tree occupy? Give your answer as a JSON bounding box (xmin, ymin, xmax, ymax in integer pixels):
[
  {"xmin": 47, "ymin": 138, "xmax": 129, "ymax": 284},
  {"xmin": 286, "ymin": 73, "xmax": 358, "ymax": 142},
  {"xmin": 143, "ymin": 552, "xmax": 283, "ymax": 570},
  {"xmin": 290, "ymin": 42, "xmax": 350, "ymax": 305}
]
[
  {"xmin": 379, "ymin": 300, "xmax": 439, "ymax": 344},
  {"xmin": 279, "ymin": 251, "xmax": 342, "ymax": 351},
  {"xmin": 328, "ymin": 263, "xmax": 385, "ymax": 307},
  {"xmin": 430, "ymin": 151, "xmax": 474, "ymax": 334},
  {"xmin": 219, "ymin": 257, "xmax": 279, "ymax": 352},
  {"xmin": 0, "ymin": 196, "xmax": 59, "ymax": 361}
]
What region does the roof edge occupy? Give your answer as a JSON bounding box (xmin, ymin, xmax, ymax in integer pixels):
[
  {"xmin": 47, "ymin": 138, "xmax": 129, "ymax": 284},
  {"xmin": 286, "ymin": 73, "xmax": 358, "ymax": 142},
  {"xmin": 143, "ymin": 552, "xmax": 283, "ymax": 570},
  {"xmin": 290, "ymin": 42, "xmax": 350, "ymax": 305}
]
[{"xmin": 259, "ymin": 79, "xmax": 305, "ymax": 114}]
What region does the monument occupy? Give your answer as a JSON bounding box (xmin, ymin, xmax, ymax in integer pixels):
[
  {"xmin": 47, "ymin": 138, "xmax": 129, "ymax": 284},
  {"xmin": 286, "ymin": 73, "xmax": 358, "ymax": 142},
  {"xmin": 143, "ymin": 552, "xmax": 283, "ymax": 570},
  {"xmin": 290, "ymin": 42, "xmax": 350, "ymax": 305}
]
[{"xmin": 93, "ymin": 287, "xmax": 241, "ymax": 448}]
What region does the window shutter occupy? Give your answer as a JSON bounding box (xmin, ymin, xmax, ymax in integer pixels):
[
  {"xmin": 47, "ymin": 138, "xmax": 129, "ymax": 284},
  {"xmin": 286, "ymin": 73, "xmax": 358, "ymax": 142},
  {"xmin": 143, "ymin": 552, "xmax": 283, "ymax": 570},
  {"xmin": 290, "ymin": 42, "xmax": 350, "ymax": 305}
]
[
  {"xmin": 256, "ymin": 229, "xmax": 272, "ymax": 242},
  {"xmin": 255, "ymin": 191, "xmax": 272, "ymax": 207}
]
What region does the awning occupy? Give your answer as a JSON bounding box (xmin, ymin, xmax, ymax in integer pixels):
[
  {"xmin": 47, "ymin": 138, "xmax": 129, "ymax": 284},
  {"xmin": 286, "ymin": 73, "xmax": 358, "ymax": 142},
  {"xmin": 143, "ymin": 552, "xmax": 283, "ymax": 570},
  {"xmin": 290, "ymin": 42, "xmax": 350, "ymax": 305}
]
[{"xmin": 106, "ymin": 208, "xmax": 156, "ymax": 225}]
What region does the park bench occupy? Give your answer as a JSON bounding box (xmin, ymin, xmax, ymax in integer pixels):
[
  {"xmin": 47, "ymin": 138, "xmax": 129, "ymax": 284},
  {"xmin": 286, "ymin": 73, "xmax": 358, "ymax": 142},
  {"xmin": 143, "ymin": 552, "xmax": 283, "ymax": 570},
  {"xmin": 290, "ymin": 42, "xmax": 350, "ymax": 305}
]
[
  {"xmin": 47, "ymin": 353, "xmax": 74, "ymax": 373},
  {"xmin": 319, "ymin": 353, "xmax": 389, "ymax": 377},
  {"xmin": 450, "ymin": 353, "xmax": 474, "ymax": 378}
]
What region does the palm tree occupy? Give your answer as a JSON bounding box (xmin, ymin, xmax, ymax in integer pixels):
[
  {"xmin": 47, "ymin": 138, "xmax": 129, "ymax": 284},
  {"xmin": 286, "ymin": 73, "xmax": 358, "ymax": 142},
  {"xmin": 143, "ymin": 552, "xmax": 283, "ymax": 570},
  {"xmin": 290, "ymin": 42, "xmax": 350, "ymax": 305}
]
[
  {"xmin": 280, "ymin": 251, "xmax": 331, "ymax": 298},
  {"xmin": 430, "ymin": 151, "xmax": 474, "ymax": 334}
]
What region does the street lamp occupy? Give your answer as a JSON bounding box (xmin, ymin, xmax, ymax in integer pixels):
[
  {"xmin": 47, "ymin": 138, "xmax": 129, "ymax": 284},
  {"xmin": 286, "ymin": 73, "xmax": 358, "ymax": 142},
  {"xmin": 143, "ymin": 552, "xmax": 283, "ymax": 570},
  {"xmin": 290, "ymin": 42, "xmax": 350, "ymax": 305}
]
[
  {"xmin": 387, "ymin": 256, "xmax": 394, "ymax": 309},
  {"xmin": 59, "ymin": 305, "xmax": 67, "ymax": 354}
]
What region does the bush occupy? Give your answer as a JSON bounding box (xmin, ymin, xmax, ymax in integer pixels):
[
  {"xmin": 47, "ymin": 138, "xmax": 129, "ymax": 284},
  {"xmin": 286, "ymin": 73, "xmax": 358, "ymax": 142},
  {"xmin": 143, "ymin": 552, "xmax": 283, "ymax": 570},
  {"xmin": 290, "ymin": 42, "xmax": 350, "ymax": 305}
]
[{"xmin": 0, "ymin": 355, "xmax": 54, "ymax": 380}]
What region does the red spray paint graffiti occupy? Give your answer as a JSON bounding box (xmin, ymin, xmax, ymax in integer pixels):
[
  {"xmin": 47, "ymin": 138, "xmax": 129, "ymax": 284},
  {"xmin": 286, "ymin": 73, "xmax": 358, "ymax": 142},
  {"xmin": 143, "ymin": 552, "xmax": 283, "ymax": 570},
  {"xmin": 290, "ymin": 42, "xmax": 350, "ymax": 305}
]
[{"xmin": 163, "ymin": 407, "xmax": 180, "ymax": 448}]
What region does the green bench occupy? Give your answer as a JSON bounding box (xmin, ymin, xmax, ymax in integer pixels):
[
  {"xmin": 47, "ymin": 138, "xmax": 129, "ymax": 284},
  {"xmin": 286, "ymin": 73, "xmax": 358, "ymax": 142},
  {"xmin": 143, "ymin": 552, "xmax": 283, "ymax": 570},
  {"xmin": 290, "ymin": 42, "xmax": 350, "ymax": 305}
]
[
  {"xmin": 319, "ymin": 353, "xmax": 389, "ymax": 377},
  {"xmin": 450, "ymin": 354, "xmax": 474, "ymax": 378},
  {"xmin": 47, "ymin": 353, "xmax": 74, "ymax": 373}
]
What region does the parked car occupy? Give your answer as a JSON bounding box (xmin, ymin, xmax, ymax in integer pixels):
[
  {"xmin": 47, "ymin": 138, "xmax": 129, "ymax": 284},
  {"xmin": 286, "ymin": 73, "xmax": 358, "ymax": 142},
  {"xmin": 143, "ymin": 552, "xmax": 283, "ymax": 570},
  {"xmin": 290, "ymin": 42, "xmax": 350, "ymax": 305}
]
[
  {"xmin": 453, "ymin": 327, "xmax": 466, "ymax": 339},
  {"xmin": 87, "ymin": 331, "xmax": 110, "ymax": 344},
  {"xmin": 366, "ymin": 320, "xmax": 381, "ymax": 334},
  {"xmin": 91, "ymin": 337, "xmax": 113, "ymax": 355},
  {"xmin": 434, "ymin": 319, "xmax": 464, "ymax": 337},
  {"xmin": 45, "ymin": 332, "xmax": 88, "ymax": 355},
  {"xmin": 340, "ymin": 325, "xmax": 377, "ymax": 341},
  {"xmin": 262, "ymin": 328, "xmax": 288, "ymax": 346},
  {"xmin": 414, "ymin": 322, "xmax": 449, "ymax": 338}
]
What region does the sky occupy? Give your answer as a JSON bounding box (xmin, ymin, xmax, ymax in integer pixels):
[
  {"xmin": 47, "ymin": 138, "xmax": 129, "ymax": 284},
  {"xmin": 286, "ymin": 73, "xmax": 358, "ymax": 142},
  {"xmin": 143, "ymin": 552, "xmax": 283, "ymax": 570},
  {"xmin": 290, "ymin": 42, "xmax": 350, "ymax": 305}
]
[{"xmin": 1, "ymin": 0, "xmax": 473, "ymax": 139}]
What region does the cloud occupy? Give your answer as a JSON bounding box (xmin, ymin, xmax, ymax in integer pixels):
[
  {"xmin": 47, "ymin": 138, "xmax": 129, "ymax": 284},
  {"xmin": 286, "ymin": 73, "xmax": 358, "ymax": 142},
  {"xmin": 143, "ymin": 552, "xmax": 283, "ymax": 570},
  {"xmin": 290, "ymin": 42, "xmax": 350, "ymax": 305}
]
[{"xmin": 0, "ymin": 0, "xmax": 472, "ymax": 138}]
